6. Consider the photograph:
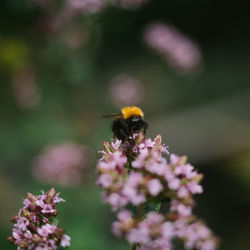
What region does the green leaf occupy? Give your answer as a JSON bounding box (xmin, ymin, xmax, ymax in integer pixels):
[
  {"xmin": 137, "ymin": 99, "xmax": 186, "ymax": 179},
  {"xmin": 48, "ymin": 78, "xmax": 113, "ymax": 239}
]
[
  {"xmin": 50, "ymin": 218, "xmax": 59, "ymax": 226},
  {"xmin": 144, "ymin": 200, "xmax": 161, "ymax": 215}
]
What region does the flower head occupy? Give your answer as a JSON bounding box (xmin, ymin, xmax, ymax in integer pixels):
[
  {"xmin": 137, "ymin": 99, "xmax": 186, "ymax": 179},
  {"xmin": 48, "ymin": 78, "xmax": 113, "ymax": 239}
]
[
  {"xmin": 33, "ymin": 142, "xmax": 91, "ymax": 186},
  {"xmin": 144, "ymin": 22, "xmax": 202, "ymax": 73},
  {"xmin": 97, "ymin": 132, "xmax": 219, "ymax": 249},
  {"xmin": 7, "ymin": 188, "xmax": 70, "ymax": 249}
]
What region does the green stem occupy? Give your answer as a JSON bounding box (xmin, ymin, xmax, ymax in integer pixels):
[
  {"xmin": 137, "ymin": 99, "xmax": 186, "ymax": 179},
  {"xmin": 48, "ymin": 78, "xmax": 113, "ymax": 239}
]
[
  {"xmin": 137, "ymin": 204, "xmax": 144, "ymax": 219},
  {"xmin": 131, "ymin": 243, "xmax": 138, "ymax": 250},
  {"xmin": 130, "ymin": 204, "xmax": 145, "ymax": 250}
]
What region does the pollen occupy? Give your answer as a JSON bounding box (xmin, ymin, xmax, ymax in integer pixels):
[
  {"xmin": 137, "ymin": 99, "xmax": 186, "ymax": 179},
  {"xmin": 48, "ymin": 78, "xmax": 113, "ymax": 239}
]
[{"xmin": 121, "ymin": 106, "xmax": 144, "ymax": 119}]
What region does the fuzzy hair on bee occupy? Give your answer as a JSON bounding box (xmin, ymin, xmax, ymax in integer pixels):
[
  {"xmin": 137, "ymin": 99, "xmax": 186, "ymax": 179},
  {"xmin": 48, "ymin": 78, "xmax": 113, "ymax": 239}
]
[{"xmin": 103, "ymin": 106, "xmax": 148, "ymax": 142}]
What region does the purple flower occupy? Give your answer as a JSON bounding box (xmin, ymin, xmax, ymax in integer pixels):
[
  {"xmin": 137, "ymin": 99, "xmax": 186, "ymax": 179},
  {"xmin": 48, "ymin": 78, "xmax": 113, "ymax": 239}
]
[
  {"xmin": 144, "ymin": 23, "xmax": 202, "ymax": 73},
  {"xmin": 160, "ymin": 221, "xmax": 174, "ymax": 239},
  {"xmin": 33, "ymin": 142, "xmax": 92, "ymax": 186},
  {"xmin": 97, "ymin": 133, "xmax": 219, "ymax": 250},
  {"xmin": 187, "ymin": 181, "xmax": 203, "ymax": 194},
  {"xmin": 61, "ymin": 234, "xmax": 71, "ymax": 247},
  {"xmin": 11, "ymin": 66, "xmax": 40, "ymax": 110},
  {"xmin": 147, "ymin": 179, "xmax": 163, "ymax": 196},
  {"xmin": 7, "ymin": 189, "xmax": 70, "ymax": 249},
  {"xmin": 53, "ymin": 192, "xmax": 66, "ymax": 203},
  {"xmin": 38, "ymin": 224, "xmax": 57, "ymax": 237},
  {"xmin": 98, "ymin": 174, "xmax": 113, "ymax": 188},
  {"xmin": 109, "ymin": 74, "xmax": 144, "ymax": 107},
  {"xmin": 14, "ymin": 217, "xmax": 29, "ymax": 231},
  {"xmin": 41, "ymin": 204, "xmax": 56, "ymax": 214}
]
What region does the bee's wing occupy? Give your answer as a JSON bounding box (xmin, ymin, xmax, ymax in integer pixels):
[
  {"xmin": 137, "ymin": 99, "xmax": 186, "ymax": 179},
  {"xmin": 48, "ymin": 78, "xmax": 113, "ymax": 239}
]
[{"xmin": 102, "ymin": 113, "xmax": 121, "ymax": 118}]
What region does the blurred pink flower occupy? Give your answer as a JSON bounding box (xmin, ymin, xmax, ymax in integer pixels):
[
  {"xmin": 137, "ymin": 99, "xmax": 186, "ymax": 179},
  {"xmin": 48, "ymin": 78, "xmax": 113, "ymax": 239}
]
[
  {"xmin": 109, "ymin": 74, "xmax": 144, "ymax": 107},
  {"xmin": 144, "ymin": 22, "xmax": 202, "ymax": 73},
  {"xmin": 33, "ymin": 142, "xmax": 92, "ymax": 186},
  {"xmin": 51, "ymin": 0, "xmax": 106, "ymax": 30},
  {"xmin": 12, "ymin": 66, "xmax": 40, "ymax": 109}
]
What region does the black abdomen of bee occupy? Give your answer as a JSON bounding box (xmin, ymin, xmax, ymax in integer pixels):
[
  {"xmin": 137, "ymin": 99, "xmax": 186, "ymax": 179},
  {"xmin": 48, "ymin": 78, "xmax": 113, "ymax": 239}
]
[{"xmin": 112, "ymin": 116, "xmax": 148, "ymax": 141}]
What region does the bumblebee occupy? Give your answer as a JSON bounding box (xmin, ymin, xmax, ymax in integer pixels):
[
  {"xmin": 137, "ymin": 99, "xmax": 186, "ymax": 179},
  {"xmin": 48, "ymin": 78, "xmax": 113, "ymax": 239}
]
[{"xmin": 103, "ymin": 106, "xmax": 148, "ymax": 141}]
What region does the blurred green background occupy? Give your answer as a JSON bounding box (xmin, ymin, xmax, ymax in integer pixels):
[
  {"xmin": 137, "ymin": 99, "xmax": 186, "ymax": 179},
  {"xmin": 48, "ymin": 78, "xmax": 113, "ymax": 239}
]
[{"xmin": 1, "ymin": 0, "xmax": 250, "ymax": 249}]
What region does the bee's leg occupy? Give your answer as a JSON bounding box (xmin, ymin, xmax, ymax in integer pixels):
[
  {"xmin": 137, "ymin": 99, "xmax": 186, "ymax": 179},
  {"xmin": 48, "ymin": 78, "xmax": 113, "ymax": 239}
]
[
  {"xmin": 119, "ymin": 128, "xmax": 128, "ymax": 142},
  {"xmin": 143, "ymin": 121, "xmax": 148, "ymax": 134}
]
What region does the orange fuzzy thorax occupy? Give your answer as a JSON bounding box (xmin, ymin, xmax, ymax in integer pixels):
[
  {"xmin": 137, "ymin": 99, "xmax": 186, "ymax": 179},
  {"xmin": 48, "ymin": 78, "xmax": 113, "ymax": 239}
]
[{"xmin": 121, "ymin": 106, "xmax": 144, "ymax": 119}]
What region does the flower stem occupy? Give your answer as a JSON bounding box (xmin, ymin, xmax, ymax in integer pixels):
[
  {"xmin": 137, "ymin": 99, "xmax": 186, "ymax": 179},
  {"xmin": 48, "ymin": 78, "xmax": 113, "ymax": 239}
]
[
  {"xmin": 137, "ymin": 204, "xmax": 144, "ymax": 219},
  {"xmin": 130, "ymin": 204, "xmax": 145, "ymax": 250},
  {"xmin": 131, "ymin": 243, "xmax": 138, "ymax": 250}
]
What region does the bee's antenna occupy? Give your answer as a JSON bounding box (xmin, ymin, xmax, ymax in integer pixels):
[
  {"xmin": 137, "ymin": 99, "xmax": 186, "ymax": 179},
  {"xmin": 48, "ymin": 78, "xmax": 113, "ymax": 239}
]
[{"xmin": 102, "ymin": 114, "xmax": 121, "ymax": 118}]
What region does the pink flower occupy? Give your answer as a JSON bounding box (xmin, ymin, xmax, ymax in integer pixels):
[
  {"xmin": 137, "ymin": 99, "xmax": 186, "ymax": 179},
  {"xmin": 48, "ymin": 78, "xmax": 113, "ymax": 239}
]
[
  {"xmin": 147, "ymin": 179, "xmax": 163, "ymax": 196},
  {"xmin": 48, "ymin": 239, "xmax": 57, "ymax": 249},
  {"xmin": 132, "ymin": 148, "xmax": 149, "ymax": 169},
  {"xmin": 35, "ymin": 199, "xmax": 45, "ymax": 208},
  {"xmin": 108, "ymin": 193, "xmax": 127, "ymax": 211},
  {"xmin": 122, "ymin": 173, "xmax": 146, "ymax": 205},
  {"xmin": 97, "ymin": 133, "xmax": 219, "ymax": 250},
  {"xmin": 127, "ymin": 226, "xmax": 150, "ymax": 244},
  {"xmin": 14, "ymin": 217, "xmax": 29, "ymax": 231},
  {"xmin": 53, "ymin": 193, "xmax": 66, "ymax": 203},
  {"xmin": 109, "ymin": 74, "xmax": 144, "ymax": 107},
  {"xmin": 7, "ymin": 189, "xmax": 70, "ymax": 249},
  {"xmin": 160, "ymin": 221, "xmax": 174, "ymax": 239},
  {"xmin": 37, "ymin": 224, "xmax": 57, "ymax": 237},
  {"xmin": 41, "ymin": 204, "xmax": 56, "ymax": 214},
  {"xmin": 24, "ymin": 230, "xmax": 32, "ymax": 239},
  {"xmin": 170, "ymin": 201, "xmax": 192, "ymax": 217},
  {"xmin": 11, "ymin": 66, "xmax": 40, "ymax": 109},
  {"xmin": 97, "ymin": 174, "xmax": 113, "ymax": 188},
  {"xmin": 33, "ymin": 142, "xmax": 91, "ymax": 186},
  {"xmin": 35, "ymin": 243, "xmax": 47, "ymax": 250},
  {"xmin": 112, "ymin": 221, "xmax": 122, "ymax": 236},
  {"xmin": 12, "ymin": 228, "xmax": 21, "ymax": 240},
  {"xmin": 23, "ymin": 199, "xmax": 31, "ymax": 208},
  {"xmin": 168, "ymin": 178, "xmax": 181, "ymax": 190},
  {"xmin": 144, "ymin": 23, "xmax": 202, "ymax": 73},
  {"xmin": 177, "ymin": 186, "xmax": 189, "ymax": 198},
  {"xmin": 61, "ymin": 234, "xmax": 71, "ymax": 247},
  {"xmin": 117, "ymin": 210, "xmax": 132, "ymax": 222},
  {"xmin": 187, "ymin": 182, "xmax": 203, "ymax": 194},
  {"xmin": 37, "ymin": 225, "xmax": 50, "ymax": 237}
]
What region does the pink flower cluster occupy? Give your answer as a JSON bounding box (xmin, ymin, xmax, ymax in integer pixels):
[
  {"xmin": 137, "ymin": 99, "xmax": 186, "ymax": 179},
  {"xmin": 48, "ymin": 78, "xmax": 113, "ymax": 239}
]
[
  {"xmin": 113, "ymin": 210, "xmax": 218, "ymax": 250},
  {"xmin": 12, "ymin": 66, "xmax": 40, "ymax": 110},
  {"xmin": 64, "ymin": 0, "xmax": 106, "ymax": 16},
  {"xmin": 109, "ymin": 74, "xmax": 144, "ymax": 107},
  {"xmin": 97, "ymin": 133, "xmax": 219, "ymax": 249},
  {"xmin": 144, "ymin": 22, "xmax": 202, "ymax": 73},
  {"xmin": 33, "ymin": 142, "xmax": 91, "ymax": 186},
  {"xmin": 7, "ymin": 188, "xmax": 70, "ymax": 249}
]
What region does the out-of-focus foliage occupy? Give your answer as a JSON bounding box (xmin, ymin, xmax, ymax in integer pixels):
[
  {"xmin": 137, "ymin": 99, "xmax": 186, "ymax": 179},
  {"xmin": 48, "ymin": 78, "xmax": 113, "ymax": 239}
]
[{"xmin": 1, "ymin": 0, "xmax": 250, "ymax": 249}]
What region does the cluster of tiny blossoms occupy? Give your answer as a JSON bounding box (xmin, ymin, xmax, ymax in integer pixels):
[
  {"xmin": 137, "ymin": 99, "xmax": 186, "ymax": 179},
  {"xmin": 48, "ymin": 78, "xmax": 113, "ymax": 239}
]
[
  {"xmin": 109, "ymin": 74, "xmax": 144, "ymax": 107},
  {"xmin": 32, "ymin": 0, "xmax": 149, "ymax": 26},
  {"xmin": 144, "ymin": 22, "xmax": 202, "ymax": 73},
  {"xmin": 33, "ymin": 142, "xmax": 91, "ymax": 186},
  {"xmin": 7, "ymin": 188, "xmax": 70, "ymax": 250},
  {"xmin": 97, "ymin": 133, "xmax": 219, "ymax": 250}
]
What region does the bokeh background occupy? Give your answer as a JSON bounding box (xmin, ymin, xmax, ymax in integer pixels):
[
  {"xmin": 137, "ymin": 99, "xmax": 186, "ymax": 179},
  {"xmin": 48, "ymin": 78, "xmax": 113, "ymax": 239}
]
[{"xmin": 1, "ymin": 0, "xmax": 250, "ymax": 249}]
